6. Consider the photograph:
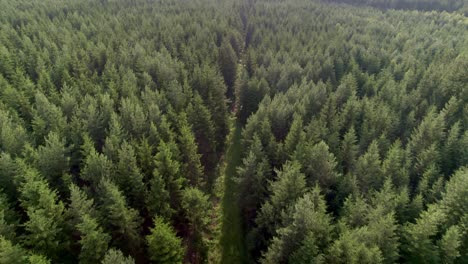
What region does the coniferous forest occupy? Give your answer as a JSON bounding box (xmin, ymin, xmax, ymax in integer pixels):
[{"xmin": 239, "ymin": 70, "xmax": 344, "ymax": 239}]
[{"xmin": 0, "ymin": 0, "xmax": 467, "ymax": 263}]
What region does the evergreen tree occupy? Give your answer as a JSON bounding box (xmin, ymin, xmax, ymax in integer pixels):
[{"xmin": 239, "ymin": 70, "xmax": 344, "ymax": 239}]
[
  {"xmin": 262, "ymin": 187, "xmax": 332, "ymax": 264},
  {"xmin": 80, "ymin": 148, "xmax": 113, "ymax": 189},
  {"xmin": 327, "ymin": 228, "xmax": 383, "ymax": 264},
  {"xmin": 146, "ymin": 217, "xmax": 184, "ymax": 264},
  {"xmin": 218, "ymin": 40, "xmax": 238, "ymax": 98},
  {"xmin": 282, "ymin": 114, "xmax": 305, "ymax": 162},
  {"xmin": 354, "ymin": 141, "xmax": 383, "ymax": 194},
  {"xmin": 438, "ymin": 225, "xmax": 461, "ymax": 264},
  {"xmin": 237, "ymin": 136, "xmax": 271, "ymax": 225},
  {"xmin": 187, "ymin": 93, "xmax": 217, "ymax": 180},
  {"xmin": 177, "ymin": 113, "xmax": 204, "ymax": 188},
  {"xmin": 35, "ymin": 132, "xmax": 70, "ymax": 195},
  {"xmin": 68, "ymin": 184, "xmax": 97, "ymax": 225},
  {"xmin": 17, "ymin": 165, "xmax": 66, "ymax": 259},
  {"xmin": 181, "ymin": 187, "xmax": 211, "ymax": 263},
  {"xmin": 382, "ymin": 140, "xmax": 410, "ymax": 189},
  {"xmin": 77, "ymin": 214, "xmax": 111, "ymax": 264},
  {"xmin": 339, "ymin": 127, "xmax": 359, "ymax": 174},
  {"xmin": 101, "ymin": 249, "xmax": 135, "ymax": 264},
  {"xmin": 293, "ymin": 140, "xmax": 340, "ymax": 190},
  {"xmin": 98, "ymin": 178, "xmax": 142, "ymax": 256},
  {"xmin": 0, "ymin": 153, "xmax": 18, "ymax": 200},
  {"xmin": 115, "ymin": 141, "xmax": 145, "ymax": 209},
  {"xmin": 146, "ymin": 169, "xmax": 173, "ymax": 220},
  {"xmin": 0, "ymin": 193, "xmax": 17, "ymax": 240},
  {"xmin": 403, "ymin": 205, "xmax": 445, "ymax": 263},
  {"xmin": 256, "ymin": 161, "xmax": 307, "ymax": 242},
  {"xmin": 153, "ymin": 140, "xmax": 184, "ymax": 212},
  {"xmin": 0, "ymin": 237, "xmax": 28, "ymax": 264}
]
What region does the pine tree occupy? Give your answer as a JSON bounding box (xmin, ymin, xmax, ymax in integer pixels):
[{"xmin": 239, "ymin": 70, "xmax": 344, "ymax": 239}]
[
  {"xmin": 439, "ymin": 167, "xmax": 468, "ymax": 225},
  {"xmin": 77, "ymin": 214, "xmax": 111, "ymax": 264},
  {"xmin": 153, "ymin": 140, "xmax": 184, "ymax": 211},
  {"xmin": 68, "ymin": 184, "xmax": 110, "ymax": 263},
  {"xmin": 282, "ymin": 114, "xmax": 305, "ymax": 162},
  {"xmin": 237, "ymin": 136, "xmax": 271, "ymax": 224},
  {"xmin": 0, "ymin": 193, "xmax": 17, "ymax": 240},
  {"xmin": 80, "ymin": 147, "xmax": 113, "ymax": 189},
  {"xmin": 177, "ymin": 113, "xmax": 204, "ymax": 187},
  {"xmin": 191, "ymin": 65, "xmax": 228, "ymax": 154},
  {"xmin": 119, "ymin": 97, "xmax": 147, "ymax": 138},
  {"xmin": 293, "ymin": 140, "xmax": 340, "ymax": 190},
  {"xmin": 146, "ymin": 169, "xmax": 173, "ymax": 220},
  {"xmin": 327, "ymin": 228, "xmax": 383, "ymax": 264},
  {"xmin": 441, "ymin": 122, "xmax": 462, "ymax": 176},
  {"xmin": 31, "ymin": 92, "xmax": 67, "ymax": 145},
  {"xmin": 0, "ymin": 109, "xmax": 29, "ymax": 157},
  {"xmin": 438, "ymin": 225, "xmax": 461, "ymax": 264},
  {"xmin": 335, "ymin": 73, "xmax": 358, "ymax": 108},
  {"xmin": 354, "ymin": 141, "xmax": 383, "ymax": 194},
  {"xmin": 28, "ymin": 254, "xmax": 52, "ymax": 264},
  {"xmin": 382, "ymin": 140, "xmax": 410, "ymax": 189},
  {"xmin": 99, "ymin": 178, "xmax": 142, "ymax": 256},
  {"xmin": 101, "ymin": 249, "xmax": 135, "ymax": 264},
  {"xmin": 0, "ymin": 237, "xmax": 28, "ymax": 264},
  {"xmin": 17, "ymin": 165, "xmax": 66, "ymax": 259},
  {"xmin": 181, "ymin": 187, "xmax": 211, "ymax": 263},
  {"xmin": 403, "ymin": 205, "xmax": 445, "ymax": 263},
  {"xmin": 68, "ymin": 184, "xmax": 97, "ymax": 225},
  {"xmin": 218, "ymin": 40, "xmax": 238, "ymax": 98},
  {"xmin": 187, "ymin": 92, "xmax": 217, "ymax": 180},
  {"xmin": 262, "ymin": 187, "xmax": 332, "ymax": 264},
  {"xmin": 103, "ymin": 112, "xmax": 125, "ymax": 163},
  {"xmin": 0, "ymin": 153, "xmax": 18, "ymax": 204},
  {"xmin": 35, "ymin": 132, "xmax": 70, "ymax": 195},
  {"xmin": 366, "ymin": 209, "xmax": 400, "ymax": 263},
  {"xmin": 256, "ymin": 161, "xmax": 307, "ymax": 241},
  {"xmin": 339, "ymin": 127, "xmax": 358, "ymax": 174},
  {"xmin": 115, "ymin": 141, "xmax": 145, "ymax": 209},
  {"xmin": 146, "ymin": 217, "xmax": 184, "ymax": 264}
]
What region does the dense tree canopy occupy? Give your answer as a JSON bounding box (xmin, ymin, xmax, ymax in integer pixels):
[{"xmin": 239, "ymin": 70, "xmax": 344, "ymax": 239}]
[{"xmin": 0, "ymin": 0, "xmax": 466, "ymax": 263}]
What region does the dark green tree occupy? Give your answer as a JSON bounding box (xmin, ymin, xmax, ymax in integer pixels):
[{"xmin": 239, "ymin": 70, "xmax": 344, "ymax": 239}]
[
  {"xmin": 115, "ymin": 141, "xmax": 145, "ymax": 209},
  {"xmin": 218, "ymin": 40, "xmax": 238, "ymax": 98},
  {"xmin": 98, "ymin": 178, "xmax": 142, "ymax": 256}
]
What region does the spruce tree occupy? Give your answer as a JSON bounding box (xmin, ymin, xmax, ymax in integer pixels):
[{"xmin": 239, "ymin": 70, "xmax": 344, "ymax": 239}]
[
  {"xmin": 146, "ymin": 217, "xmax": 184, "ymax": 264},
  {"xmin": 99, "ymin": 178, "xmax": 142, "ymax": 256},
  {"xmin": 101, "ymin": 249, "xmax": 135, "ymax": 264}
]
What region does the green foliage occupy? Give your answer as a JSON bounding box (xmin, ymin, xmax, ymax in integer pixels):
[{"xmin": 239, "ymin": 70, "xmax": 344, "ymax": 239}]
[
  {"xmin": 154, "ymin": 140, "xmax": 184, "ymax": 212},
  {"xmin": 256, "ymin": 161, "xmax": 307, "ymax": 244},
  {"xmin": 0, "ymin": 236, "xmax": 28, "ymax": 264},
  {"xmin": 218, "ymin": 40, "xmax": 238, "ymax": 97},
  {"xmin": 17, "ymin": 165, "xmax": 66, "ymax": 258},
  {"xmin": 0, "ymin": 0, "xmax": 465, "ymax": 262},
  {"xmin": 293, "ymin": 140, "xmax": 340, "ymax": 190},
  {"xmin": 35, "ymin": 132, "xmax": 70, "ymax": 194},
  {"xmin": 98, "ymin": 178, "xmax": 142, "ymax": 256},
  {"xmin": 76, "ymin": 214, "xmax": 111, "ymax": 264},
  {"xmin": 115, "ymin": 141, "xmax": 145, "ymax": 209},
  {"xmin": 177, "ymin": 113, "xmax": 205, "ymax": 187},
  {"xmin": 146, "ymin": 169, "xmax": 173, "ymax": 220},
  {"xmin": 262, "ymin": 187, "xmax": 332, "ymax": 264},
  {"xmin": 0, "ymin": 193, "xmax": 18, "ymax": 240},
  {"xmin": 354, "ymin": 141, "xmax": 383, "ymax": 194},
  {"xmin": 101, "ymin": 249, "xmax": 134, "ymax": 264},
  {"xmin": 146, "ymin": 217, "xmax": 184, "ymax": 264}
]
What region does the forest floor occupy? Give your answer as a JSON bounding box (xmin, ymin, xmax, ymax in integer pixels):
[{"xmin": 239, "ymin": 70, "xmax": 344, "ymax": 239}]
[{"xmin": 220, "ymin": 120, "xmax": 248, "ymax": 264}]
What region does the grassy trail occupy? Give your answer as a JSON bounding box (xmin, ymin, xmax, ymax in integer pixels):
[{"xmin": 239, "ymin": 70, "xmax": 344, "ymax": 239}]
[{"xmin": 220, "ymin": 121, "xmax": 248, "ymax": 264}]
